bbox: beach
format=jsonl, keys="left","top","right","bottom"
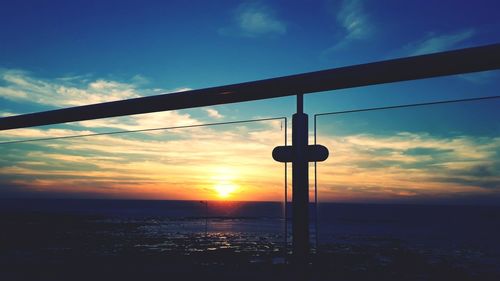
{"left": 1, "top": 199, "right": 499, "bottom": 280}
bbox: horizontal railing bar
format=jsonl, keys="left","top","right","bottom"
{"left": 1, "top": 43, "right": 499, "bottom": 131}
{"left": 0, "top": 116, "right": 286, "bottom": 145}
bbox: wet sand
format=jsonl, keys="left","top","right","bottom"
{"left": 1, "top": 212, "right": 499, "bottom": 281}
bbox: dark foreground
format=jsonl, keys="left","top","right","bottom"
{"left": 1, "top": 211, "right": 499, "bottom": 281}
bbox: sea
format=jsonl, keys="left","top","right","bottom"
{"left": 1, "top": 199, "right": 499, "bottom": 280}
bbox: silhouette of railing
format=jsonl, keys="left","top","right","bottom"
{"left": 1, "top": 43, "right": 499, "bottom": 265}
{"left": 1, "top": 44, "right": 499, "bottom": 130}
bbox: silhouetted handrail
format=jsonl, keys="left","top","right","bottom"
{"left": 1, "top": 43, "right": 499, "bottom": 130}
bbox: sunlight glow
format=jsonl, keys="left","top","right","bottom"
{"left": 214, "top": 183, "right": 237, "bottom": 199}
{"left": 211, "top": 167, "right": 239, "bottom": 199}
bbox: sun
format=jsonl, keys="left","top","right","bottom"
{"left": 214, "top": 183, "right": 237, "bottom": 199}
{"left": 210, "top": 167, "right": 240, "bottom": 199}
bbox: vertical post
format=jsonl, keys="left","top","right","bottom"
{"left": 205, "top": 201, "right": 208, "bottom": 237}
{"left": 292, "top": 94, "right": 309, "bottom": 264}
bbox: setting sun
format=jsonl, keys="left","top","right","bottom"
{"left": 214, "top": 183, "right": 237, "bottom": 199}
{"left": 210, "top": 167, "right": 240, "bottom": 199}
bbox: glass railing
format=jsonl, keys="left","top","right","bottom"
{"left": 0, "top": 117, "right": 288, "bottom": 267}
{"left": 313, "top": 96, "right": 500, "bottom": 278}
{"left": 1, "top": 70, "right": 499, "bottom": 280}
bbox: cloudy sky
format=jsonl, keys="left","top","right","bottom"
{"left": 0, "top": 0, "right": 499, "bottom": 203}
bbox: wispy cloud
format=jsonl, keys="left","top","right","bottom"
{"left": 405, "top": 29, "right": 475, "bottom": 56}
{"left": 318, "top": 132, "right": 500, "bottom": 202}
{"left": 2, "top": 121, "right": 498, "bottom": 202}
{"left": 336, "top": 0, "right": 371, "bottom": 40}
{"left": 0, "top": 69, "right": 141, "bottom": 107}
{"left": 77, "top": 111, "right": 198, "bottom": 132}
{"left": 219, "top": 3, "right": 286, "bottom": 37}
{"left": 322, "top": 0, "right": 373, "bottom": 54}
{"left": 395, "top": 28, "right": 493, "bottom": 84}
{"left": 0, "top": 128, "right": 95, "bottom": 139}
{"left": 0, "top": 120, "right": 285, "bottom": 200}
{"left": 457, "top": 71, "right": 498, "bottom": 84}
{"left": 0, "top": 69, "right": 201, "bottom": 131}
{"left": 205, "top": 108, "right": 223, "bottom": 119}
{"left": 0, "top": 68, "right": 285, "bottom": 200}
{"left": 0, "top": 111, "right": 16, "bottom": 117}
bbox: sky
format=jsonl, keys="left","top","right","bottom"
{"left": 0, "top": 0, "right": 499, "bottom": 204}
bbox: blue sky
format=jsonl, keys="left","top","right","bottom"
{"left": 0, "top": 0, "right": 499, "bottom": 203}
{"left": 1, "top": 0, "right": 500, "bottom": 115}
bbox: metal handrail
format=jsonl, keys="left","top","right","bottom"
{"left": 1, "top": 43, "right": 499, "bottom": 130}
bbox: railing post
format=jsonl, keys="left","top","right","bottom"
{"left": 292, "top": 94, "right": 309, "bottom": 264}
{"left": 272, "top": 94, "right": 329, "bottom": 270}
{"left": 273, "top": 94, "right": 329, "bottom": 272}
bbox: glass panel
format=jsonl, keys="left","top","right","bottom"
{"left": 0, "top": 119, "right": 288, "bottom": 274}
{"left": 315, "top": 98, "right": 500, "bottom": 278}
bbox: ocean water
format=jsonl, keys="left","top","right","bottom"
{"left": 1, "top": 199, "right": 499, "bottom": 280}
{"left": 0, "top": 199, "right": 285, "bottom": 235}
{"left": 317, "top": 203, "right": 500, "bottom": 252}
{"left": 2, "top": 199, "right": 500, "bottom": 248}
